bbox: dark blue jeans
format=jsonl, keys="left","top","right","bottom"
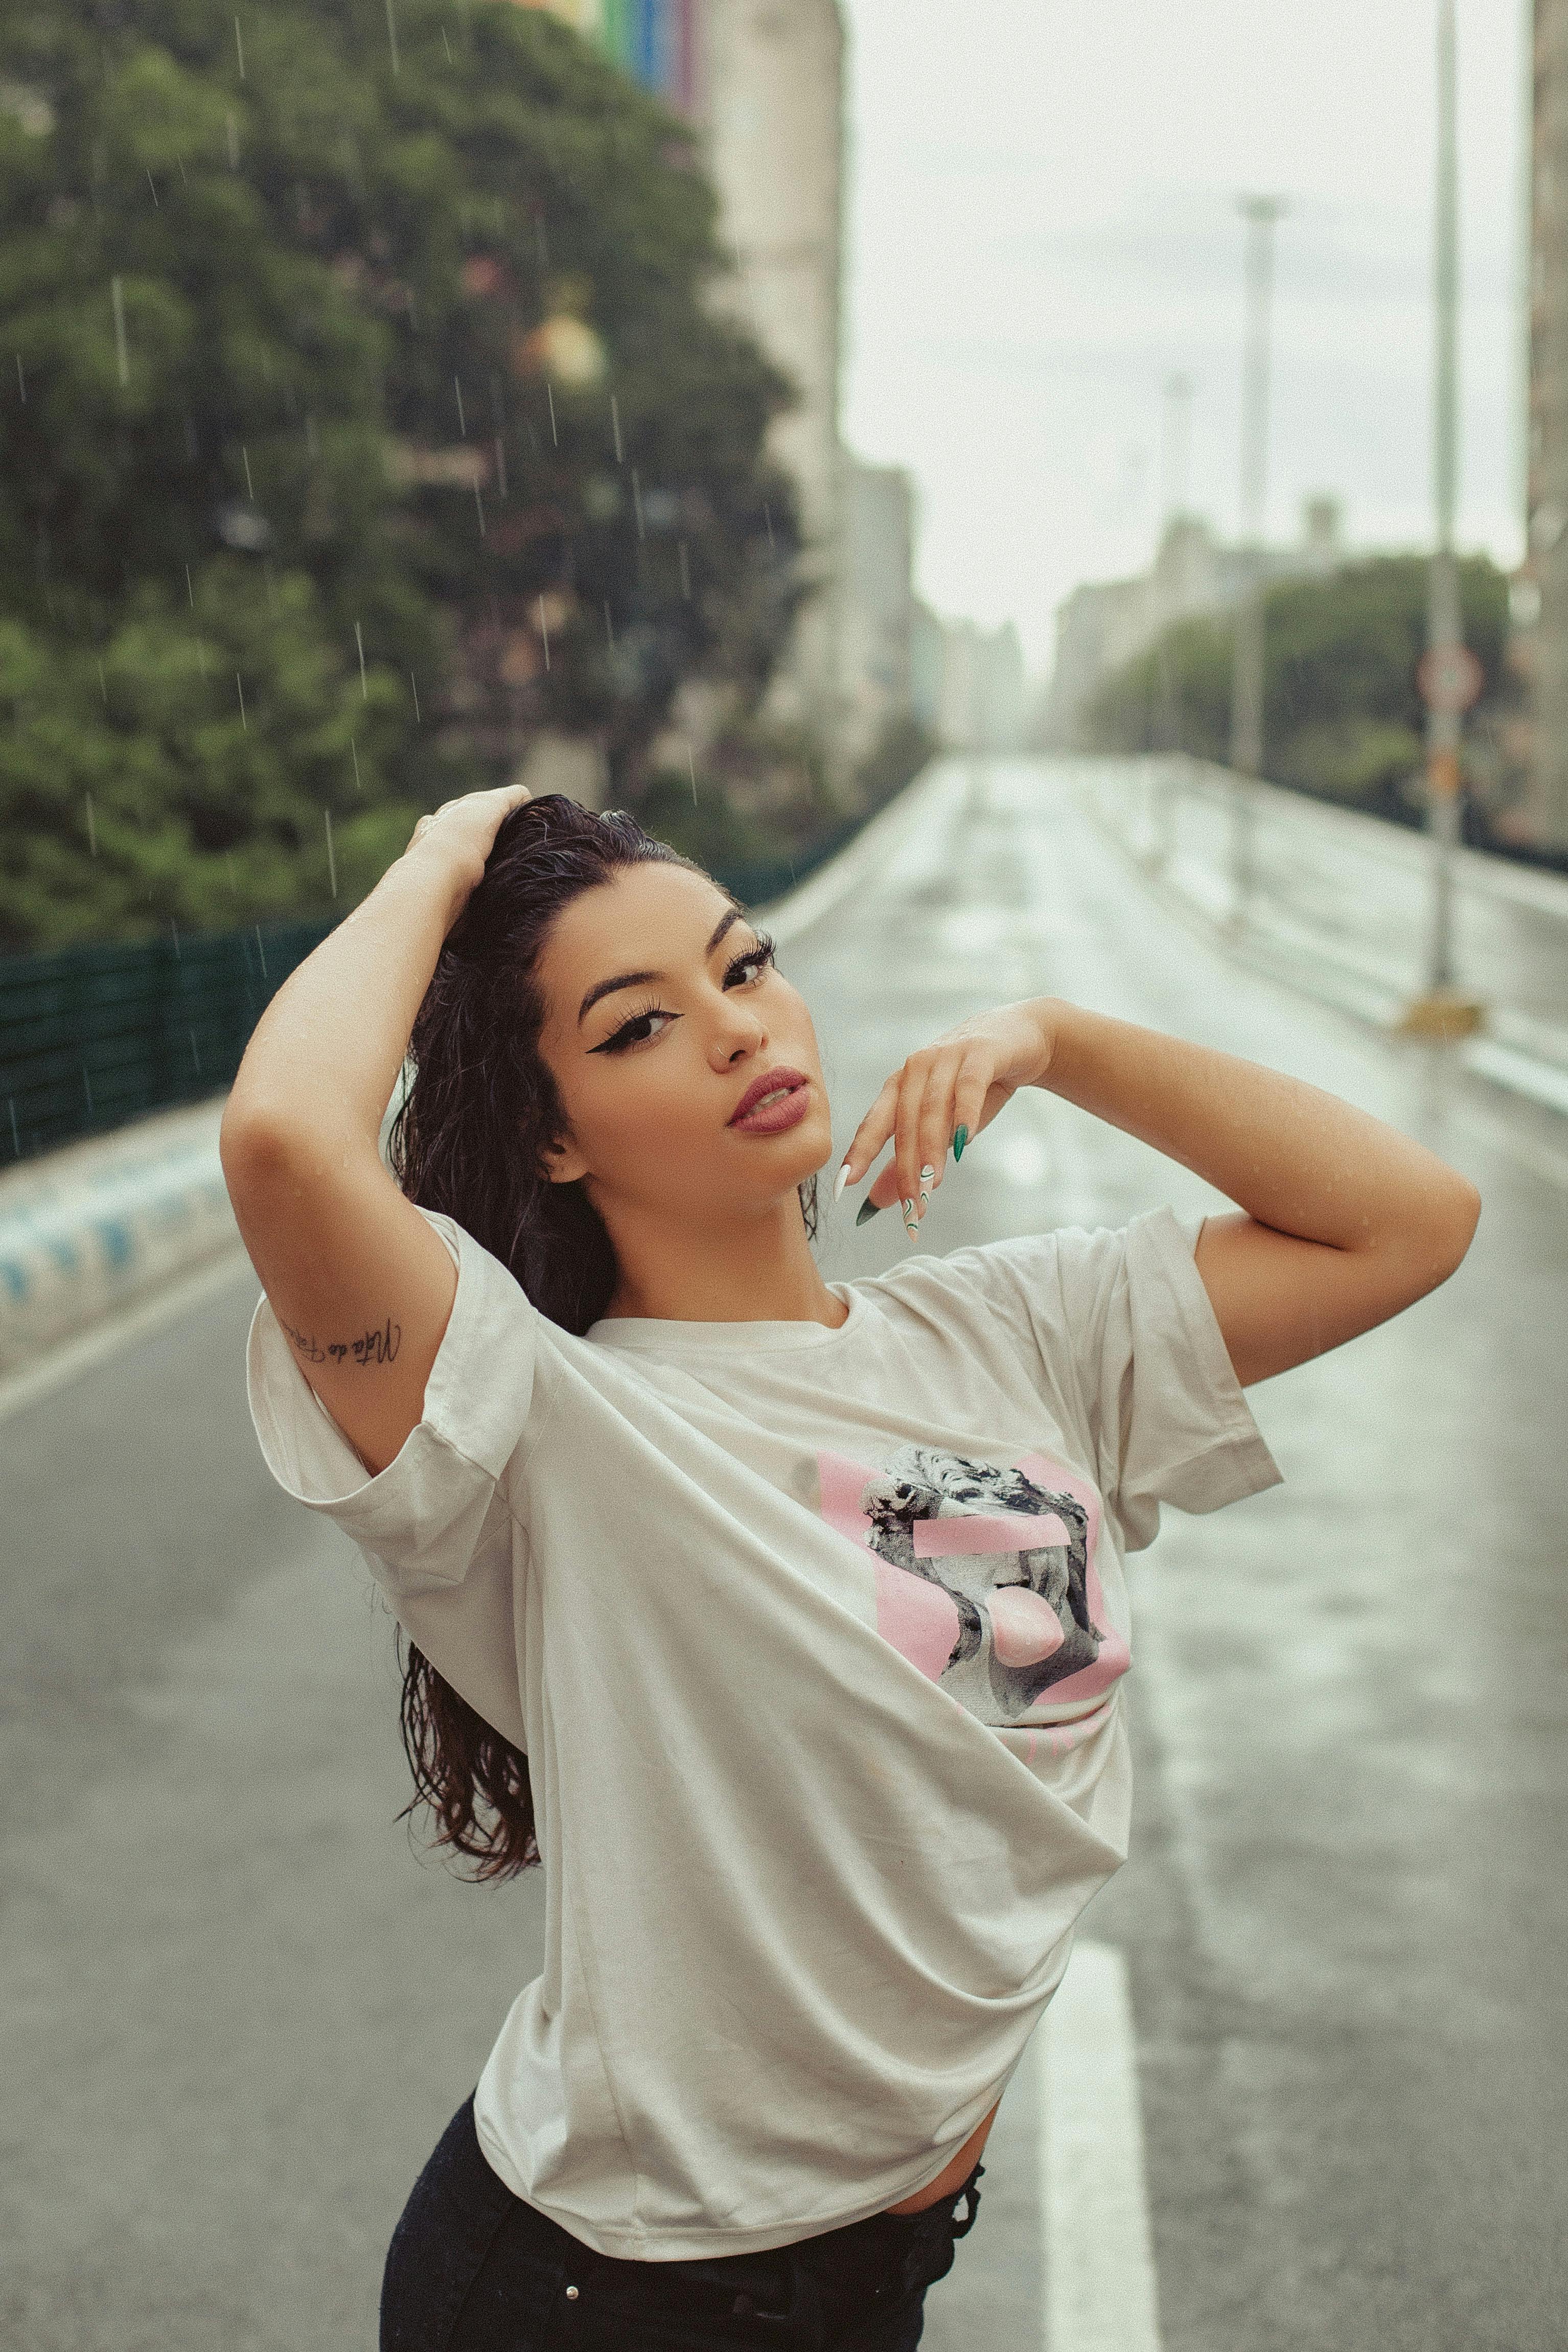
{"left": 381, "top": 2092, "right": 983, "bottom": 2351}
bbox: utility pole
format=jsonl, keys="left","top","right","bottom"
{"left": 1402, "top": 0, "right": 1486, "bottom": 1035}
{"left": 1229, "top": 195, "right": 1286, "bottom": 920}
{"left": 1152, "top": 374, "right": 1194, "bottom": 860}
{"left": 1159, "top": 371, "right": 1194, "bottom": 526}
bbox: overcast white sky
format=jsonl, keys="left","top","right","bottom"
{"left": 839, "top": 0, "right": 1530, "bottom": 678}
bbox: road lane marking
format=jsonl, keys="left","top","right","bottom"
{"left": 0, "top": 1244, "right": 255, "bottom": 1428}
{"left": 1040, "top": 1939, "right": 1163, "bottom": 2352}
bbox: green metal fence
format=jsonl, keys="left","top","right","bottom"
{"left": 0, "top": 917, "right": 338, "bottom": 1166}
{"left": 0, "top": 810, "right": 874, "bottom": 1169}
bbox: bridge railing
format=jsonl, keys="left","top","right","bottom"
{"left": 0, "top": 918, "right": 339, "bottom": 1168}
{"left": 1083, "top": 754, "right": 1568, "bottom": 1118}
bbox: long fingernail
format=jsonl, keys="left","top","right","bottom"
{"left": 856, "top": 1195, "right": 884, "bottom": 1226}
{"left": 953, "top": 1124, "right": 969, "bottom": 1162}
{"left": 902, "top": 1198, "right": 918, "bottom": 1236}
{"left": 833, "top": 1161, "right": 850, "bottom": 1203}
{"left": 918, "top": 1164, "right": 934, "bottom": 1212}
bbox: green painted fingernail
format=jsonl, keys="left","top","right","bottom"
{"left": 856, "top": 1195, "right": 884, "bottom": 1226}
{"left": 953, "top": 1124, "right": 969, "bottom": 1161}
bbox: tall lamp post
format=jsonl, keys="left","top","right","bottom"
{"left": 1402, "top": 0, "right": 1487, "bottom": 1036}
{"left": 1152, "top": 372, "right": 1194, "bottom": 868}
{"left": 1229, "top": 194, "right": 1287, "bottom": 922}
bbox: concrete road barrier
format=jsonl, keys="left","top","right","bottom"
{"left": 0, "top": 1098, "right": 236, "bottom": 1376}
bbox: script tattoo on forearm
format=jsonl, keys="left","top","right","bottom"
{"left": 279, "top": 1313, "right": 402, "bottom": 1369}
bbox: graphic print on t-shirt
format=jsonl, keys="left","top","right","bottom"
{"left": 816, "top": 1443, "right": 1130, "bottom": 1724}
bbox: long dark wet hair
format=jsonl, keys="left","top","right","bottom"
{"left": 385, "top": 792, "right": 819, "bottom": 1879}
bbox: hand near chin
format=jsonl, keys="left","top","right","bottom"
{"left": 836, "top": 999, "right": 1058, "bottom": 1237}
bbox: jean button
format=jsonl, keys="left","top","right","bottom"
{"left": 564, "top": 2285, "right": 580, "bottom": 2301}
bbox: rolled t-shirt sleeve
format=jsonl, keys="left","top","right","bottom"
{"left": 244, "top": 1205, "right": 538, "bottom": 1594}
{"left": 946, "top": 1204, "right": 1282, "bottom": 1551}
{"left": 1048, "top": 1204, "right": 1282, "bottom": 1547}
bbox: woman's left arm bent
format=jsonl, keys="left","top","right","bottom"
{"left": 838, "top": 995, "right": 1481, "bottom": 1388}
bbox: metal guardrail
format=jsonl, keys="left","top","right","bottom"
{"left": 0, "top": 812, "right": 877, "bottom": 1170}
{"left": 0, "top": 777, "right": 937, "bottom": 1382}
{"left": 0, "top": 917, "right": 338, "bottom": 1166}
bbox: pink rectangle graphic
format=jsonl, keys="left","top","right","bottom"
{"left": 912, "top": 1510, "right": 1073, "bottom": 1558}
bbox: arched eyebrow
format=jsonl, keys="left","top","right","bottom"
{"left": 577, "top": 904, "right": 745, "bottom": 1027}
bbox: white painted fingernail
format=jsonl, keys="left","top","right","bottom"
{"left": 902, "top": 1198, "right": 918, "bottom": 1235}
{"left": 833, "top": 1161, "right": 849, "bottom": 1203}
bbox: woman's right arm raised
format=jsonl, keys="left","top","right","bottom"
{"left": 220, "top": 785, "right": 531, "bottom": 1480}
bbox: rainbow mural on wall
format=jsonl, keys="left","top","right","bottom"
{"left": 517, "top": 0, "right": 704, "bottom": 117}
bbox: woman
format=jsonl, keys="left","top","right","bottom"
{"left": 223, "top": 783, "right": 1479, "bottom": 2350}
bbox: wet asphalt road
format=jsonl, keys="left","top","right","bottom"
{"left": 4, "top": 757, "right": 1565, "bottom": 2351}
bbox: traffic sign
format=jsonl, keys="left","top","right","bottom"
{"left": 1417, "top": 642, "right": 1484, "bottom": 714}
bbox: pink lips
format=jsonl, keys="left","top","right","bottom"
{"left": 728, "top": 1067, "right": 811, "bottom": 1133}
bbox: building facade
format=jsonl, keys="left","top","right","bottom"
{"left": 519, "top": 0, "right": 846, "bottom": 756}
{"left": 841, "top": 459, "right": 916, "bottom": 761}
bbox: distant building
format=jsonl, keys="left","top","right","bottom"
{"left": 909, "top": 601, "right": 946, "bottom": 736}
{"left": 1509, "top": 0, "right": 1568, "bottom": 850}
{"left": 933, "top": 619, "right": 1026, "bottom": 752}
{"left": 1040, "top": 497, "right": 1344, "bottom": 747}
{"left": 841, "top": 459, "right": 916, "bottom": 762}
{"left": 518, "top": 0, "right": 846, "bottom": 754}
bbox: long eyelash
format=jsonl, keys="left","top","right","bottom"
{"left": 592, "top": 933, "right": 776, "bottom": 1055}
{"left": 593, "top": 996, "right": 666, "bottom": 1054}
{"left": 725, "top": 930, "right": 775, "bottom": 983}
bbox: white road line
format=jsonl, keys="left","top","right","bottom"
{"left": 1040, "top": 1939, "right": 1163, "bottom": 2352}
{"left": 0, "top": 1244, "right": 256, "bottom": 1429}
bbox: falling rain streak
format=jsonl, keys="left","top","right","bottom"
{"left": 111, "top": 276, "right": 128, "bottom": 385}
{"left": 324, "top": 810, "right": 338, "bottom": 898}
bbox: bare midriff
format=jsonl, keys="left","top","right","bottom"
{"left": 881, "top": 2097, "right": 1000, "bottom": 2216}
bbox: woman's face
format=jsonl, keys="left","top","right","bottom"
{"left": 534, "top": 860, "right": 834, "bottom": 1220}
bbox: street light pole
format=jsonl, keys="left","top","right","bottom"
{"left": 1402, "top": 0, "right": 1486, "bottom": 1036}
{"left": 1229, "top": 194, "right": 1287, "bottom": 921}
{"left": 1152, "top": 372, "right": 1194, "bottom": 866}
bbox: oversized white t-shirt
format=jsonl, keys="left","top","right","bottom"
{"left": 245, "top": 1202, "right": 1280, "bottom": 2260}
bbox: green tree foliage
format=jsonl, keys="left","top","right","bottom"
{"left": 0, "top": 0, "right": 801, "bottom": 950}
{"left": 1080, "top": 554, "right": 1510, "bottom": 824}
